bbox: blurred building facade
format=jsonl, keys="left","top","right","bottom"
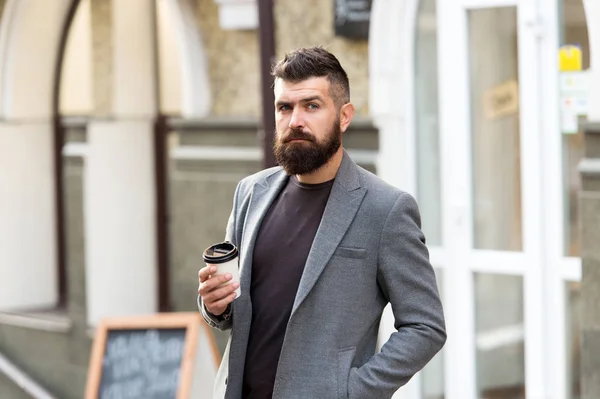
{"left": 0, "top": 0, "right": 597, "bottom": 398}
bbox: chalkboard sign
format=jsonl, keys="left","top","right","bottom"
{"left": 334, "top": 0, "right": 373, "bottom": 40}
{"left": 85, "top": 313, "right": 220, "bottom": 399}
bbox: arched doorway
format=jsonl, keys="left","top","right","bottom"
{"left": 0, "top": 0, "right": 80, "bottom": 311}
{"left": 0, "top": 0, "right": 212, "bottom": 321}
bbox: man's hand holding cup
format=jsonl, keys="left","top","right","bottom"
{"left": 198, "top": 266, "right": 239, "bottom": 316}
{"left": 198, "top": 241, "right": 241, "bottom": 317}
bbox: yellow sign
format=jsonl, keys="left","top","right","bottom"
{"left": 559, "top": 45, "right": 582, "bottom": 71}
{"left": 484, "top": 80, "right": 519, "bottom": 120}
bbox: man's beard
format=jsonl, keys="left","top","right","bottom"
{"left": 273, "top": 118, "right": 342, "bottom": 176}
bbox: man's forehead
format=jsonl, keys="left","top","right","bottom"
{"left": 274, "top": 77, "right": 331, "bottom": 101}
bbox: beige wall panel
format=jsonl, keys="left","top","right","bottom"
{"left": 196, "top": 0, "right": 260, "bottom": 117}
{"left": 0, "top": 1, "right": 5, "bottom": 25}
{"left": 91, "top": 0, "right": 112, "bottom": 116}
{"left": 274, "top": 0, "right": 370, "bottom": 116}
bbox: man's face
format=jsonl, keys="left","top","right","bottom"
{"left": 273, "top": 77, "right": 342, "bottom": 175}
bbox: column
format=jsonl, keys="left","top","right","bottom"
{"left": 0, "top": 123, "right": 58, "bottom": 310}
{"left": 85, "top": 0, "right": 159, "bottom": 325}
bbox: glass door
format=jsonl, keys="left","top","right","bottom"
{"left": 436, "top": 0, "right": 547, "bottom": 398}
{"left": 401, "top": 0, "right": 587, "bottom": 397}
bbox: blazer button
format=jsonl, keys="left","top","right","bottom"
{"left": 225, "top": 377, "right": 228, "bottom": 385}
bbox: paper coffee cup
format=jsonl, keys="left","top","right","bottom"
{"left": 202, "top": 241, "right": 241, "bottom": 299}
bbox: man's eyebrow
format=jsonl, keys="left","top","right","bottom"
{"left": 275, "top": 96, "right": 325, "bottom": 107}
{"left": 275, "top": 100, "right": 292, "bottom": 107}
{"left": 299, "top": 95, "right": 324, "bottom": 103}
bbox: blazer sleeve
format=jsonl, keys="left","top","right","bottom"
{"left": 348, "top": 192, "right": 447, "bottom": 398}
{"left": 198, "top": 181, "right": 241, "bottom": 331}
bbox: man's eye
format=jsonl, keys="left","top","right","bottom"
{"left": 279, "top": 105, "right": 291, "bottom": 111}
{"left": 307, "top": 103, "right": 319, "bottom": 110}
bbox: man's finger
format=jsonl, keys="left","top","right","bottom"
{"left": 205, "top": 292, "right": 237, "bottom": 316}
{"left": 198, "top": 273, "right": 233, "bottom": 297}
{"left": 200, "top": 273, "right": 233, "bottom": 293}
{"left": 198, "top": 266, "right": 217, "bottom": 283}
{"left": 202, "top": 281, "right": 239, "bottom": 304}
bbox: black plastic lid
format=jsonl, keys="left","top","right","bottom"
{"left": 202, "top": 241, "right": 238, "bottom": 264}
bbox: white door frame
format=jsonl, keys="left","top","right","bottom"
{"left": 437, "top": 1, "right": 550, "bottom": 397}
{"left": 370, "top": 0, "right": 583, "bottom": 398}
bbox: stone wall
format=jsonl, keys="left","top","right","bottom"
{"left": 0, "top": 0, "right": 5, "bottom": 27}
{"left": 195, "top": 0, "right": 261, "bottom": 117}
{"left": 274, "top": 0, "right": 370, "bottom": 116}
{"left": 192, "top": 0, "right": 370, "bottom": 118}
{"left": 580, "top": 122, "right": 600, "bottom": 398}
{"left": 91, "top": 0, "right": 113, "bottom": 116}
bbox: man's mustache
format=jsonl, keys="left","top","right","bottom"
{"left": 282, "top": 128, "right": 314, "bottom": 143}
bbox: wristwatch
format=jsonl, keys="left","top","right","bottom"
{"left": 220, "top": 304, "right": 232, "bottom": 321}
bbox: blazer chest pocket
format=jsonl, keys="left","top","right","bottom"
{"left": 333, "top": 246, "right": 367, "bottom": 259}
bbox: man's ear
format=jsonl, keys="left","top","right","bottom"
{"left": 339, "top": 102, "right": 355, "bottom": 133}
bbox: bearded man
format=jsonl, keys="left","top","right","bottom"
{"left": 197, "top": 46, "right": 446, "bottom": 399}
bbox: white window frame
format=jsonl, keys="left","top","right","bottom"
{"left": 370, "top": 0, "right": 583, "bottom": 398}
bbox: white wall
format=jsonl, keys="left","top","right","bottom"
{"left": 0, "top": 0, "right": 73, "bottom": 119}
{"left": 0, "top": 123, "right": 58, "bottom": 310}
{"left": 0, "top": 0, "right": 74, "bottom": 311}
{"left": 85, "top": 120, "right": 158, "bottom": 325}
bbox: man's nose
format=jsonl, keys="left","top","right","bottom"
{"left": 289, "top": 109, "right": 305, "bottom": 129}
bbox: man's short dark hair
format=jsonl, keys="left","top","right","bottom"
{"left": 271, "top": 46, "right": 350, "bottom": 107}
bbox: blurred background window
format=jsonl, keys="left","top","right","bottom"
{"left": 560, "top": 0, "right": 589, "bottom": 258}
{"left": 414, "top": 0, "right": 445, "bottom": 398}
{"left": 560, "top": 0, "right": 588, "bottom": 397}
{"left": 469, "top": 7, "right": 522, "bottom": 252}
{"left": 415, "top": 0, "right": 442, "bottom": 248}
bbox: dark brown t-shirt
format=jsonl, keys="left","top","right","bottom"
{"left": 242, "top": 175, "right": 334, "bottom": 399}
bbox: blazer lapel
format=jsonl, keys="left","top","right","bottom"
{"left": 290, "top": 151, "right": 367, "bottom": 317}
{"left": 239, "top": 170, "right": 289, "bottom": 291}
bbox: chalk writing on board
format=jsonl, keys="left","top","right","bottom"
{"left": 99, "top": 329, "right": 186, "bottom": 399}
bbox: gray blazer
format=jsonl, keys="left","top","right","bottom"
{"left": 200, "top": 150, "right": 446, "bottom": 399}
